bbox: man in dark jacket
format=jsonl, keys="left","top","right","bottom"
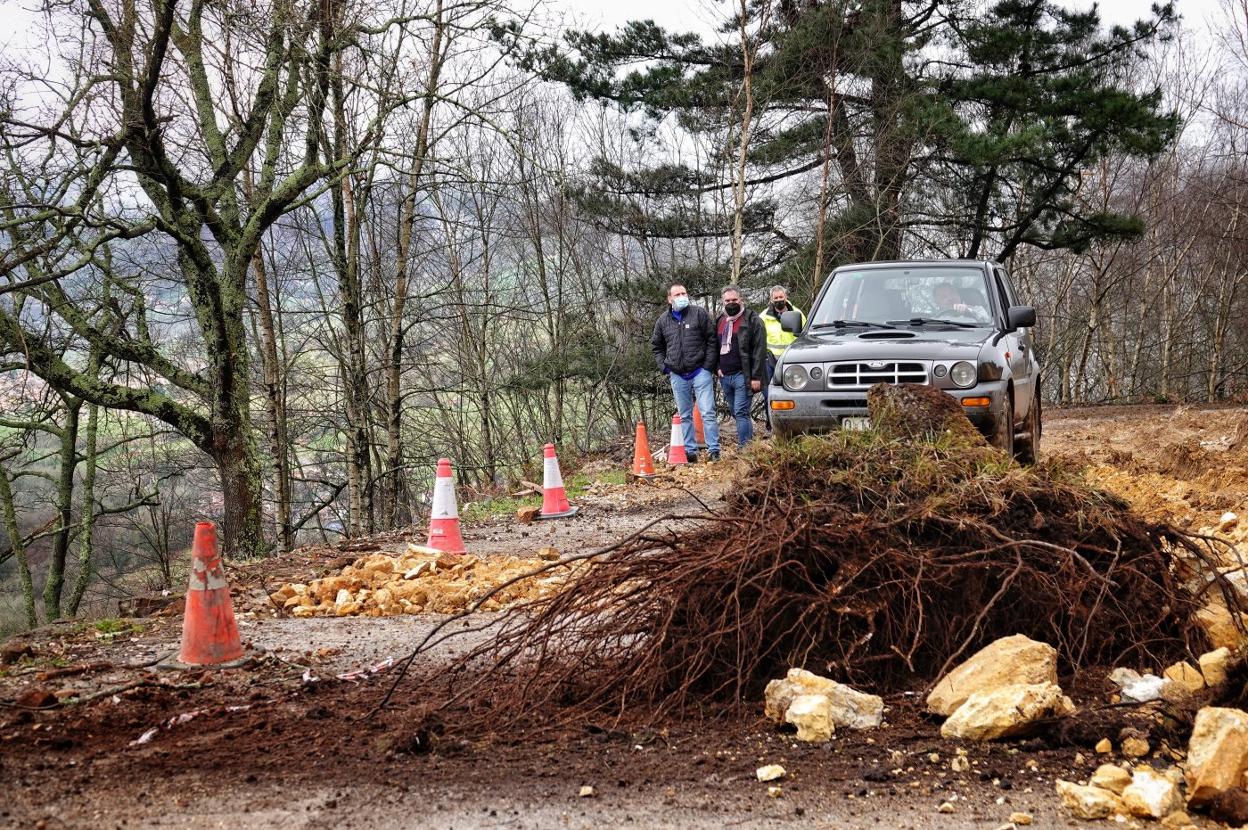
{"left": 715, "top": 285, "right": 767, "bottom": 446}
{"left": 650, "top": 283, "right": 721, "bottom": 462}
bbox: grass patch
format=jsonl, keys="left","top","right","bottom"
{"left": 91, "top": 618, "right": 146, "bottom": 640}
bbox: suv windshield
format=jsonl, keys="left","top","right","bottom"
{"left": 811, "top": 266, "right": 994, "bottom": 328}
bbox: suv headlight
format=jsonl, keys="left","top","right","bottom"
{"left": 782, "top": 364, "right": 810, "bottom": 391}
{"left": 950, "top": 361, "right": 977, "bottom": 388}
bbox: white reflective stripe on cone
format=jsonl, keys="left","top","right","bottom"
{"left": 543, "top": 455, "right": 565, "bottom": 489}
{"left": 430, "top": 476, "right": 459, "bottom": 519}
{"left": 670, "top": 420, "right": 684, "bottom": 447}
{"left": 188, "top": 558, "right": 229, "bottom": 592}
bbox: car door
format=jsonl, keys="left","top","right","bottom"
{"left": 993, "top": 266, "right": 1033, "bottom": 421}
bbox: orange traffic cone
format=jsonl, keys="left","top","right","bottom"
{"left": 692, "top": 406, "right": 707, "bottom": 449}
{"left": 179, "top": 521, "right": 244, "bottom": 666}
{"left": 537, "top": 443, "right": 578, "bottom": 519}
{"left": 426, "top": 458, "right": 466, "bottom": 553}
{"left": 631, "top": 421, "right": 656, "bottom": 479}
{"left": 668, "top": 414, "right": 689, "bottom": 465}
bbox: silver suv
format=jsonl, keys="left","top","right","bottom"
{"left": 769, "top": 260, "right": 1041, "bottom": 462}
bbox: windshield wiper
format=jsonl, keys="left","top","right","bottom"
{"left": 812, "top": 320, "right": 897, "bottom": 330}
{"left": 887, "top": 317, "right": 979, "bottom": 329}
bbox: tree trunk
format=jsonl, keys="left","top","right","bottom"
{"left": 43, "top": 398, "right": 82, "bottom": 620}
{"left": 867, "top": 0, "right": 909, "bottom": 261}
{"left": 216, "top": 428, "right": 266, "bottom": 560}
{"left": 0, "top": 462, "right": 37, "bottom": 629}
{"left": 384, "top": 0, "right": 447, "bottom": 529}
{"left": 66, "top": 402, "right": 99, "bottom": 616}
{"left": 209, "top": 255, "right": 267, "bottom": 559}
{"left": 251, "top": 246, "right": 292, "bottom": 551}
{"left": 730, "top": 0, "right": 764, "bottom": 283}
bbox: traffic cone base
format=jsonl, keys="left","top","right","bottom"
{"left": 535, "top": 506, "right": 579, "bottom": 520}
{"left": 668, "top": 414, "right": 689, "bottom": 465}
{"left": 631, "top": 421, "right": 656, "bottom": 479}
{"left": 179, "top": 522, "right": 245, "bottom": 666}
{"left": 426, "top": 458, "right": 466, "bottom": 553}
{"left": 538, "top": 443, "right": 579, "bottom": 520}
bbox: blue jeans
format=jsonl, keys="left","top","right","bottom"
{"left": 719, "top": 372, "right": 754, "bottom": 445}
{"left": 670, "top": 369, "right": 720, "bottom": 456}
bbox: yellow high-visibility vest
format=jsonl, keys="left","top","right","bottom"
{"left": 761, "top": 306, "right": 806, "bottom": 358}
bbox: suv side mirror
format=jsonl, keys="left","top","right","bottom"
{"left": 1006, "top": 305, "right": 1036, "bottom": 330}
{"left": 780, "top": 310, "right": 803, "bottom": 334}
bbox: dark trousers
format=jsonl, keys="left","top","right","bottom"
{"left": 762, "top": 354, "right": 778, "bottom": 429}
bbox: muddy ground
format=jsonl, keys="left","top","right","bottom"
{"left": 3, "top": 404, "right": 1247, "bottom": 829}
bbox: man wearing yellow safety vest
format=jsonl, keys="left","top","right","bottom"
{"left": 760, "top": 285, "right": 806, "bottom": 429}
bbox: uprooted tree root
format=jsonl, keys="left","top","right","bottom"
{"left": 393, "top": 385, "right": 1243, "bottom": 735}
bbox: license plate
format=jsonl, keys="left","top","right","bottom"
{"left": 842, "top": 416, "right": 871, "bottom": 431}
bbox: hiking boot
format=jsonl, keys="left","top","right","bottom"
{"left": 686, "top": 452, "right": 699, "bottom": 464}
{"left": 708, "top": 450, "right": 721, "bottom": 462}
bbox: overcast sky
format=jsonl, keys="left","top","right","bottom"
{"left": 0, "top": 0, "right": 1228, "bottom": 80}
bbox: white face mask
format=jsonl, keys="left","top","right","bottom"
{"left": 673, "top": 296, "right": 690, "bottom": 311}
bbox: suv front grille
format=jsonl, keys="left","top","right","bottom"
{"left": 828, "top": 361, "right": 928, "bottom": 388}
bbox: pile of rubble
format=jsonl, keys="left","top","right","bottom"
{"left": 270, "top": 546, "right": 581, "bottom": 617}
{"left": 1054, "top": 700, "right": 1248, "bottom": 827}
{"left": 759, "top": 633, "right": 1248, "bottom": 827}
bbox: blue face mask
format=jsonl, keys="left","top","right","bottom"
{"left": 673, "top": 296, "right": 690, "bottom": 311}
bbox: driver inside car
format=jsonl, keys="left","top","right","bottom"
{"left": 932, "top": 282, "right": 988, "bottom": 320}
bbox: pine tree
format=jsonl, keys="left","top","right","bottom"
{"left": 497, "top": 0, "right": 1178, "bottom": 292}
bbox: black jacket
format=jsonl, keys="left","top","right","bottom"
{"left": 651, "top": 305, "right": 718, "bottom": 376}
{"left": 716, "top": 308, "right": 768, "bottom": 383}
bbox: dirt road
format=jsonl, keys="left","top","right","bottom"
{"left": 2, "top": 404, "right": 1246, "bottom": 829}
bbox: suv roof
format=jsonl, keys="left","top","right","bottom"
{"left": 830, "top": 259, "right": 1001, "bottom": 272}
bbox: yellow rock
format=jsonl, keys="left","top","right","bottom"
{"left": 1090, "top": 764, "right": 1132, "bottom": 795}
{"left": 403, "top": 562, "right": 432, "bottom": 580}
{"left": 926, "top": 635, "right": 1058, "bottom": 716}
{"left": 270, "top": 584, "right": 296, "bottom": 603}
{"left": 1160, "top": 811, "right": 1192, "bottom": 829}
{"left": 756, "top": 764, "right": 786, "bottom": 782}
{"left": 763, "top": 668, "right": 883, "bottom": 730}
{"left": 785, "top": 693, "right": 835, "bottom": 742}
{"left": 1185, "top": 706, "right": 1248, "bottom": 807}
{"left": 1121, "top": 768, "right": 1181, "bottom": 818}
{"left": 939, "top": 682, "right": 1074, "bottom": 741}
{"left": 1121, "top": 737, "right": 1150, "bottom": 758}
{"left": 1163, "top": 661, "right": 1205, "bottom": 694}
{"left": 1009, "top": 812, "right": 1032, "bottom": 825}
{"left": 1197, "top": 597, "right": 1248, "bottom": 650}
{"left": 1198, "top": 647, "right": 1231, "bottom": 688}
{"left": 1096, "top": 738, "right": 1113, "bottom": 754}
{"left": 1056, "top": 780, "right": 1123, "bottom": 819}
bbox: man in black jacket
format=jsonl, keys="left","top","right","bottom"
{"left": 715, "top": 285, "right": 767, "bottom": 445}
{"left": 650, "top": 283, "right": 721, "bottom": 462}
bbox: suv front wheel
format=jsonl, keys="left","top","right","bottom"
{"left": 991, "top": 392, "right": 1015, "bottom": 458}
{"left": 1014, "top": 391, "right": 1041, "bottom": 465}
